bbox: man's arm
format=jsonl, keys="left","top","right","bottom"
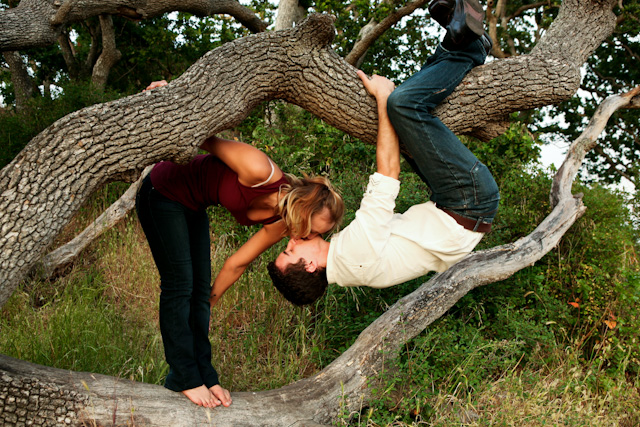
{"left": 357, "top": 70, "right": 400, "bottom": 180}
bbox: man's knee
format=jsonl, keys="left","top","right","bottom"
{"left": 387, "top": 87, "right": 415, "bottom": 125}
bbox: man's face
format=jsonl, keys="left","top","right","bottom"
{"left": 274, "top": 236, "right": 324, "bottom": 272}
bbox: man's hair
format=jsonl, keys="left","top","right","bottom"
{"left": 267, "top": 259, "right": 328, "bottom": 306}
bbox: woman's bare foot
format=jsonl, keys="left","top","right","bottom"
{"left": 182, "top": 385, "right": 215, "bottom": 407}
{"left": 209, "top": 385, "right": 232, "bottom": 407}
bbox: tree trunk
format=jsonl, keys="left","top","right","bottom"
{"left": 274, "top": 0, "right": 307, "bottom": 31}
{"left": 91, "top": 15, "right": 122, "bottom": 90}
{"left": 2, "top": 51, "right": 35, "bottom": 111}
{"left": 0, "top": 0, "right": 622, "bottom": 424}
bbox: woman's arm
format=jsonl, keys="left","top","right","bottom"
{"left": 200, "top": 136, "right": 280, "bottom": 187}
{"left": 209, "top": 221, "right": 286, "bottom": 307}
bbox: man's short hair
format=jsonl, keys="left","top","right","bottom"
{"left": 267, "top": 259, "right": 328, "bottom": 306}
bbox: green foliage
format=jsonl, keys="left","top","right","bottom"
{"left": 313, "top": 0, "right": 438, "bottom": 80}
{"left": 104, "top": 14, "right": 247, "bottom": 92}
{"left": 237, "top": 101, "right": 377, "bottom": 176}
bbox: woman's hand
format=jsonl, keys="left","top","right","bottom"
{"left": 209, "top": 222, "right": 287, "bottom": 309}
{"left": 143, "top": 80, "right": 168, "bottom": 91}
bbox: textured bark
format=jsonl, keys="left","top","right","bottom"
{"left": 0, "top": 0, "right": 623, "bottom": 425}
{"left": 0, "top": 0, "right": 268, "bottom": 52}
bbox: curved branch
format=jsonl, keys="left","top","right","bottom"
{"left": 91, "top": 14, "right": 122, "bottom": 89}
{"left": 344, "top": 0, "right": 430, "bottom": 66}
{"left": 551, "top": 85, "right": 640, "bottom": 206}
{"left": 0, "top": 0, "right": 268, "bottom": 52}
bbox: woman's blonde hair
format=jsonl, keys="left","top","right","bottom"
{"left": 277, "top": 174, "right": 344, "bottom": 238}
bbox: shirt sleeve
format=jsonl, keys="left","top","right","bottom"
{"left": 326, "top": 173, "right": 400, "bottom": 286}
{"left": 353, "top": 173, "right": 400, "bottom": 252}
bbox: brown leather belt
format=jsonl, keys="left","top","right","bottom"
{"left": 441, "top": 208, "right": 492, "bottom": 233}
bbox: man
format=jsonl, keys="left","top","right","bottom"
{"left": 268, "top": 0, "right": 500, "bottom": 305}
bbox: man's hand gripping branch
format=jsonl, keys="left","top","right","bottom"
{"left": 357, "top": 70, "right": 401, "bottom": 180}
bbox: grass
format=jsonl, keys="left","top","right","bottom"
{"left": 1, "top": 150, "right": 639, "bottom": 425}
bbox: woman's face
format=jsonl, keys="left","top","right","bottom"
{"left": 303, "top": 206, "right": 335, "bottom": 240}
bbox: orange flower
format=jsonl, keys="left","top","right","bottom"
{"left": 604, "top": 320, "right": 617, "bottom": 329}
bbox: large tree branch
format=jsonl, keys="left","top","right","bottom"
{"left": 0, "top": 0, "right": 268, "bottom": 52}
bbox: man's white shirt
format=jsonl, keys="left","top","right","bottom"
{"left": 326, "top": 173, "right": 484, "bottom": 288}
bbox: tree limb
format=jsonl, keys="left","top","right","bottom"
{"left": 1, "top": 51, "right": 35, "bottom": 111}
{"left": 0, "top": 0, "right": 268, "bottom": 52}
{"left": 91, "top": 14, "right": 122, "bottom": 89}
{"left": 551, "top": 85, "right": 640, "bottom": 206}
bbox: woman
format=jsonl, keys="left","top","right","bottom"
{"left": 135, "top": 87, "right": 344, "bottom": 408}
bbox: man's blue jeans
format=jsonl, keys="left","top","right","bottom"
{"left": 387, "top": 39, "right": 500, "bottom": 225}
{"left": 136, "top": 175, "right": 219, "bottom": 392}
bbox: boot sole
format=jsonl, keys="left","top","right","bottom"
{"left": 463, "top": 0, "right": 485, "bottom": 37}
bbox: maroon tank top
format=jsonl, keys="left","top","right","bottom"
{"left": 150, "top": 155, "right": 289, "bottom": 226}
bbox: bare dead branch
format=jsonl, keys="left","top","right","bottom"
{"left": 551, "top": 85, "right": 640, "bottom": 205}
{"left": 344, "top": 0, "right": 430, "bottom": 66}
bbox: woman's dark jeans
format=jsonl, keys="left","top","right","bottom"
{"left": 387, "top": 39, "right": 500, "bottom": 224}
{"left": 136, "top": 175, "right": 219, "bottom": 391}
